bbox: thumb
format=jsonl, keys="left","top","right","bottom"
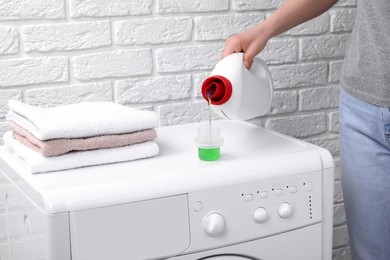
{"left": 243, "top": 50, "right": 256, "bottom": 70}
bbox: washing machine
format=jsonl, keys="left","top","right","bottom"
{"left": 0, "top": 120, "right": 334, "bottom": 260}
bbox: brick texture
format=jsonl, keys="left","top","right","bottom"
{"left": 0, "top": 57, "right": 68, "bottom": 87}
{"left": 23, "top": 21, "right": 111, "bottom": 52}
{"left": 194, "top": 13, "right": 263, "bottom": 41}
{"left": 259, "top": 38, "right": 297, "bottom": 64}
{"left": 158, "top": 101, "right": 212, "bottom": 126}
{"left": 269, "top": 90, "right": 298, "bottom": 115}
{"left": 306, "top": 135, "right": 340, "bottom": 156}
{"left": 266, "top": 112, "right": 327, "bottom": 138}
{"left": 156, "top": 44, "right": 224, "bottom": 73}
{"left": 329, "top": 111, "right": 339, "bottom": 133}
{"left": 329, "top": 60, "right": 344, "bottom": 83}
{"left": 115, "top": 17, "right": 192, "bottom": 45}
{"left": 25, "top": 82, "right": 113, "bottom": 106}
{"left": 0, "top": 0, "right": 65, "bottom": 20}
{"left": 0, "top": 90, "right": 22, "bottom": 117}
{"left": 330, "top": 9, "right": 356, "bottom": 32}
{"left": 114, "top": 75, "right": 192, "bottom": 104}
{"left": 193, "top": 72, "right": 210, "bottom": 98}
{"left": 300, "top": 35, "right": 350, "bottom": 60}
{"left": 333, "top": 203, "right": 347, "bottom": 226}
{"left": 299, "top": 85, "right": 340, "bottom": 111}
{"left": 232, "top": 0, "right": 283, "bottom": 10}
{"left": 72, "top": 50, "right": 152, "bottom": 80}
{"left": 69, "top": 0, "right": 152, "bottom": 17}
{"left": 270, "top": 62, "right": 328, "bottom": 89}
{"left": 157, "top": 0, "right": 229, "bottom": 13}
{"left": 285, "top": 13, "right": 329, "bottom": 36}
{"left": 0, "top": 27, "right": 19, "bottom": 55}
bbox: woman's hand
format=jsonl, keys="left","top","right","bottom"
{"left": 222, "top": 24, "right": 271, "bottom": 69}
{"left": 221, "top": 0, "right": 337, "bottom": 69}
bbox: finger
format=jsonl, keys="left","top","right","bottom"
{"left": 243, "top": 46, "right": 258, "bottom": 69}
{"left": 243, "top": 58, "right": 254, "bottom": 70}
{"left": 222, "top": 46, "right": 238, "bottom": 59}
{"left": 222, "top": 39, "right": 242, "bottom": 59}
{"left": 243, "top": 54, "right": 254, "bottom": 70}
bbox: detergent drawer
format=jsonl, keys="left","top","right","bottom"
{"left": 70, "top": 194, "right": 190, "bottom": 260}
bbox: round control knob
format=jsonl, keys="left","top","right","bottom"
{"left": 253, "top": 207, "right": 268, "bottom": 223}
{"left": 278, "top": 202, "right": 293, "bottom": 219}
{"left": 203, "top": 212, "right": 225, "bottom": 237}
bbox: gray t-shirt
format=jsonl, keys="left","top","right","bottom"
{"left": 341, "top": 0, "right": 390, "bottom": 107}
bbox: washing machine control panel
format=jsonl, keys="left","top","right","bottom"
{"left": 186, "top": 171, "right": 322, "bottom": 253}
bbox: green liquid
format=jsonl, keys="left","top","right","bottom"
{"left": 198, "top": 147, "right": 220, "bottom": 161}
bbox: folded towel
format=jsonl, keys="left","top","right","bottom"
{"left": 9, "top": 121, "right": 157, "bottom": 157}
{"left": 7, "top": 100, "right": 159, "bottom": 140}
{"left": 3, "top": 131, "right": 159, "bottom": 173}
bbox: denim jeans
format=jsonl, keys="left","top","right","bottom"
{"left": 339, "top": 89, "right": 390, "bottom": 260}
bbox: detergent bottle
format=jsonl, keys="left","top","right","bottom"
{"left": 201, "top": 52, "right": 273, "bottom": 121}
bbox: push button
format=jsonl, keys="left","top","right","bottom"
{"left": 274, "top": 188, "right": 283, "bottom": 196}
{"left": 305, "top": 182, "right": 313, "bottom": 192}
{"left": 260, "top": 191, "right": 269, "bottom": 199}
{"left": 253, "top": 207, "right": 268, "bottom": 224}
{"left": 289, "top": 186, "right": 298, "bottom": 193}
{"left": 193, "top": 201, "right": 203, "bottom": 212}
{"left": 279, "top": 202, "right": 293, "bottom": 219}
{"left": 244, "top": 194, "right": 254, "bottom": 201}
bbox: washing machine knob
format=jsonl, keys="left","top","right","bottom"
{"left": 253, "top": 207, "right": 268, "bottom": 223}
{"left": 278, "top": 202, "right": 293, "bottom": 219}
{"left": 203, "top": 212, "right": 225, "bottom": 237}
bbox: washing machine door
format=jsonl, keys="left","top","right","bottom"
{"left": 200, "top": 256, "right": 256, "bottom": 260}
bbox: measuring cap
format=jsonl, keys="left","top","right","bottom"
{"left": 194, "top": 125, "right": 224, "bottom": 161}
{"left": 201, "top": 75, "right": 232, "bottom": 105}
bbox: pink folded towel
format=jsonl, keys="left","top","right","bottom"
{"left": 9, "top": 121, "right": 157, "bottom": 157}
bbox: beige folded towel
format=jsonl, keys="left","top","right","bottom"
{"left": 9, "top": 121, "right": 157, "bottom": 157}
{"left": 4, "top": 131, "right": 159, "bottom": 173}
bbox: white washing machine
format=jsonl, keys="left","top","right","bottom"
{"left": 0, "top": 120, "right": 334, "bottom": 260}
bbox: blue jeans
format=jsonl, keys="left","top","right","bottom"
{"left": 339, "top": 89, "right": 390, "bottom": 260}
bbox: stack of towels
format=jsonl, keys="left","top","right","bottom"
{"left": 3, "top": 100, "right": 159, "bottom": 173}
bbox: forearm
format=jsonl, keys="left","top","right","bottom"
{"left": 221, "top": 0, "right": 337, "bottom": 67}
{"left": 259, "top": 0, "right": 337, "bottom": 39}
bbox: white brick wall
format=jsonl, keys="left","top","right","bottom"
{"left": 72, "top": 49, "right": 153, "bottom": 80}
{"left": 0, "top": 57, "right": 69, "bottom": 87}
{"left": 69, "top": 0, "right": 153, "bottom": 17}
{"left": 23, "top": 21, "right": 112, "bottom": 52}
{"left": 0, "top": 0, "right": 355, "bottom": 259}
{"left": 232, "top": 0, "right": 283, "bottom": 10}
{"left": 0, "top": 0, "right": 65, "bottom": 20}
{"left": 194, "top": 13, "right": 264, "bottom": 40}
{"left": 0, "top": 27, "right": 18, "bottom": 55}
{"left": 157, "top": 0, "right": 229, "bottom": 13}
{"left": 115, "top": 17, "right": 192, "bottom": 45}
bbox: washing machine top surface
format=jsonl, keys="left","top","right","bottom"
{"left": 0, "top": 120, "right": 333, "bottom": 214}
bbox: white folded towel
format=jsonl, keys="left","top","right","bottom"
{"left": 3, "top": 132, "right": 159, "bottom": 173}
{"left": 7, "top": 100, "right": 159, "bottom": 140}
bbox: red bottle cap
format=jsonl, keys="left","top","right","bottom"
{"left": 201, "top": 75, "right": 232, "bottom": 105}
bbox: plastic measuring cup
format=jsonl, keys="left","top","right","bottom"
{"left": 194, "top": 125, "right": 224, "bottom": 161}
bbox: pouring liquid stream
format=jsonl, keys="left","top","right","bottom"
{"left": 206, "top": 84, "right": 216, "bottom": 141}
{"left": 208, "top": 94, "right": 212, "bottom": 139}
{"left": 195, "top": 85, "right": 222, "bottom": 161}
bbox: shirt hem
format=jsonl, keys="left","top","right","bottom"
{"left": 341, "top": 80, "right": 390, "bottom": 108}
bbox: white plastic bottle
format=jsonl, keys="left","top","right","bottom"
{"left": 202, "top": 52, "right": 273, "bottom": 120}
